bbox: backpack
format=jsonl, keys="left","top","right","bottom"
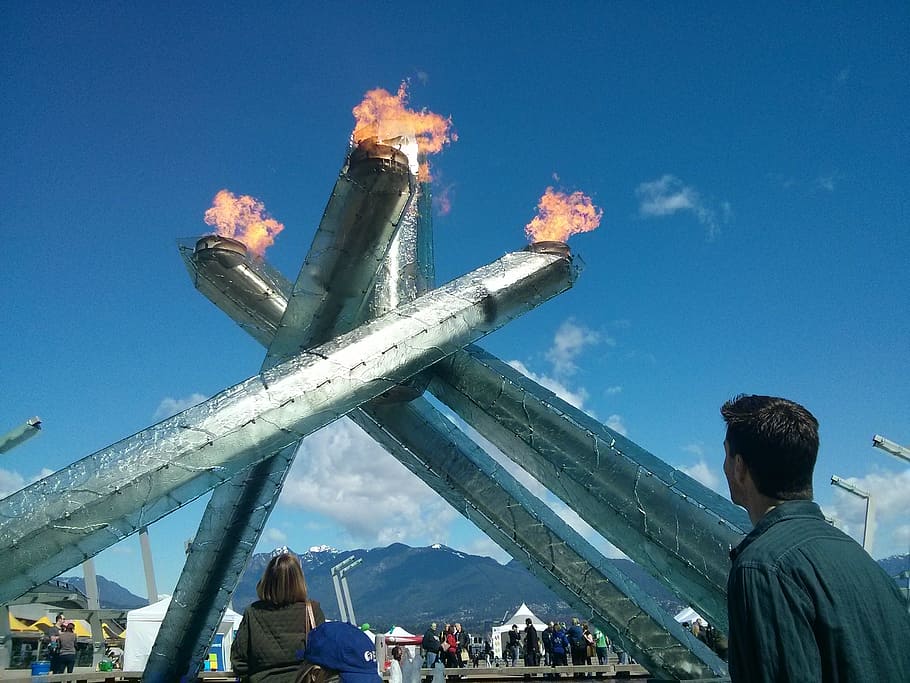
{"left": 47, "top": 639, "right": 60, "bottom": 655}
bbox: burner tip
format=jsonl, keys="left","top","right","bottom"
{"left": 524, "top": 241, "right": 571, "bottom": 258}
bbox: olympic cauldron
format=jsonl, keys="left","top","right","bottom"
{"left": 0, "top": 135, "right": 749, "bottom": 681}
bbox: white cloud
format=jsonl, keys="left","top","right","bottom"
{"left": 460, "top": 536, "right": 511, "bottom": 564}
{"left": 605, "top": 386, "right": 622, "bottom": 396}
{"left": 262, "top": 527, "right": 288, "bottom": 545}
{"left": 605, "top": 414, "right": 627, "bottom": 436}
{"left": 822, "top": 469, "right": 910, "bottom": 557}
{"left": 280, "top": 418, "right": 457, "bottom": 545}
{"left": 635, "top": 174, "right": 728, "bottom": 239}
{"left": 545, "top": 319, "right": 603, "bottom": 376}
{"left": 679, "top": 459, "right": 723, "bottom": 494}
{"left": 814, "top": 173, "right": 840, "bottom": 192}
{"left": 0, "top": 466, "right": 54, "bottom": 499}
{"left": 682, "top": 443, "right": 705, "bottom": 457}
{"left": 154, "top": 393, "right": 208, "bottom": 420}
{"left": 0, "top": 468, "right": 28, "bottom": 499}
{"left": 506, "top": 360, "right": 588, "bottom": 410}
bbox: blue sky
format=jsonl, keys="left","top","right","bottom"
{"left": 2, "top": 3, "right": 908, "bottom": 599}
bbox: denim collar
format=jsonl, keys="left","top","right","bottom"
{"left": 729, "top": 499, "right": 822, "bottom": 561}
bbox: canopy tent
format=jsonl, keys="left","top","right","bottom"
{"left": 491, "top": 603, "right": 547, "bottom": 660}
{"left": 122, "top": 597, "right": 242, "bottom": 672}
{"left": 375, "top": 626, "right": 421, "bottom": 674}
{"left": 673, "top": 607, "right": 704, "bottom": 625}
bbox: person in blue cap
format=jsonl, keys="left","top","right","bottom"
{"left": 295, "top": 621, "right": 382, "bottom": 683}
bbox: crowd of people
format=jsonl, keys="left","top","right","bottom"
{"left": 421, "top": 616, "right": 625, "bottom": 670}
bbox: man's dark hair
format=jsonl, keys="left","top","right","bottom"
{"left": 721, "top": 394, "right": 819, "bottom": 500}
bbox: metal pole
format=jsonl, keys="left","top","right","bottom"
{"left": 331, "top": 569, "right": 347, "bottom": 623}
{"left": 81, "top": 559, "right": 105, "bottom": 669}
{"left": 340, "top": 573, "right": 356, "bottom": 626}
{"left": 830, "top": 475, "right": 874, "bottom": 554}
{"left": 139, "top": 527, "right": 159, "bottom": 604}
{"left": 872, "top": 435, "right": 910, "bottom": 463}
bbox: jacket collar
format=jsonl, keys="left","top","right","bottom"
{"left": 730, "top": 499, "right": 822, "bottom": 561}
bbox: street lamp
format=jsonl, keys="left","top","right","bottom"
{"left": 872, "top": 434, "right": 910, "bottom": 464}
{"left": 830, "top": 475, "right": 875, "bottom": 554}
{"left": 0, "top": 417, "right": 41, "bottom": 454}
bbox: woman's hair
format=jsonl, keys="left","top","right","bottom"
{"left": 295, "top": 663, "right": 339, "bottom": 683}
{"left": 257, "top": 552, "right": 309, "bottom": 606}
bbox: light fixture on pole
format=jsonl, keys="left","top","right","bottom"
{"left": 830, "top": 475, "right": 875, "bottom": 554}
{"left": 0, "top": 417, "right": 41, "bottom": 454}
{"left": 872, "top": 434, "right": 910, "bottom": 464}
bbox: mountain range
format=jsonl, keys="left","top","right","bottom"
{"left": 62, "top": 546, "right": 910, "bottom": 634}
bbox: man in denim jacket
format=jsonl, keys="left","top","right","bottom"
{"left": 721, "top": 394, "right": 910, "bottom": 682}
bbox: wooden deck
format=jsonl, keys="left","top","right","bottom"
{"left": 0, "top": 663, "right": 739, "bottom": 682}
{"left": 0, "top": 664, "right": 654, "bottom": 682}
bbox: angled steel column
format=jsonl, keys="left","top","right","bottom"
{"left": 263, "top": 137, "right": 417, "bottom": 369}
{"left": 145, "top": 441, "right": 299, "bottom": 681}
{"left": 427, "top": 347, "right": 750, "bottom": 631}
{"left": 147, "top": 139, "right": 419, "bottom": 682}
{"left": 352, "top": 399, "right": 727, "bottom": 680}
{"left": 0, "top": 246, "right": 574, "bottom": 605}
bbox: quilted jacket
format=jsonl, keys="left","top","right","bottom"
{"left": 231, "top": 599, "right": 326, "bottom": 682}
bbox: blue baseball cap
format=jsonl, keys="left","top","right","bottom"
{"left": 304, "top": 622, "right": 381, "bottom": 683}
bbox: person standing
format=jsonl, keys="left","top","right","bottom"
{"left": 566, "top": 617, "right": 585, "bottom": 675}
{"left": 441, "top": 625, "right": 458, "bottom": 669}
{"left": 550, "top": 624, "right": 569, "bottom": 669}
{"left": 53, "top": 621, "right": 77, "bottom": 674}
{"left": 593, "top": 626, "right": 608, "bottom": 665}
{"left": 454, "top": 623, "right": 469, "bottom": 668}
{"left": 506, "top": 625, "right": 521, "bottom": 666}
{"left": 522, "top": 618, "right": 539, "bottom": 667}
{"left": 721, "top": 394, "right": 910, "bottom": 682}
{"left": 231, "top": 552, "right": 326, "bottom": 682}
{"left": 45, "top": 613, "right": 65, "bottom": 673}
{"left": 422, "top": 622, "right": 441, "bottom": 669}
{"left": 389, "top": 646, "right": 403, "bottom": 683}
{"left": 541, "top": 622, "right": 554, "bottom": 666}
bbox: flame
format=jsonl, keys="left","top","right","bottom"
{"left": 352, "top": 82, "right": 455, "bottom": 181}
{"left": 203, "top": 190, "right": 285, "bottom": 257}
{"left": 524, "top": 187, "right": 602, "bottom": 243}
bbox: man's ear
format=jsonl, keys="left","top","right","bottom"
{"left": 731, "top": 452, "right": 750, "bottom": 488}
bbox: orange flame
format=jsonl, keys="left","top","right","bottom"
{"left": 203, "top": 190, "right": 285, "bottom": 257}
{"left": 352, "top": 82, "right": 456, "bottom": 181}
{"left": 524, "top": 187, "right": 602, "bottom": 243}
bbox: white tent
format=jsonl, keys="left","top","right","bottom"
{"left": 122, "top": 597, "right": 242, "bottom": 672}
{"left": 491, "top": 603, "right": 547, "bottom": 660}
{"left": 376, "top": 626, "right": 422, "bottom": 675}
{"left": 673, "top": 607, "right": 704, "bottom": 625}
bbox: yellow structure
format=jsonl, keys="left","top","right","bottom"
{"left": 9, "top": 614, "right": 39, "bottom": 631}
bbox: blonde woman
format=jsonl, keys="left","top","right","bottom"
{"left": 232, "top": 553, "right": 326, "bottom": 682}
